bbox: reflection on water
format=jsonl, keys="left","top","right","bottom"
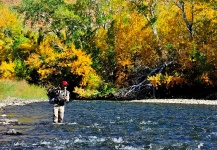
{"left": 0, "top": 100, "right": 217, "bottom": 149}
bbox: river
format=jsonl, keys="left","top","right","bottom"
{"left": 0, "top": 100, "right": 217, "bottom": 149}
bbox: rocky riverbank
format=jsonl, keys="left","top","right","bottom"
{"left": 0, "top": 97, "right": 47, "bottom": 109}
{"left": 1, "top": 98, "right": 217, "bottom": 109}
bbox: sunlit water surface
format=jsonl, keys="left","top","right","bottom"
{"left": 0, "top": 100, "right": 217, "bottom": 149}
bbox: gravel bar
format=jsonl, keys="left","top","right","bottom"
{"left": 0, "top": 97, "right": 47, "bottom": 109}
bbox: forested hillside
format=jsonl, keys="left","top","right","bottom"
{"left": 0, "top": 0, "right": 217, "bottom": 100}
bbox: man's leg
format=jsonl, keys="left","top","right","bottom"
{"left": 53, "top": 105, "right": 59, "bottom": 123}
{"left": 58, "top": 106, "right": 65, "bottom": 123}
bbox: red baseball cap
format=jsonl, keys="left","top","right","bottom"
{"left": 61, "top": 81, "right": 68, "bottom": 86}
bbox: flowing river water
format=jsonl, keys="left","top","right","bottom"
{"left": 0, "top": 100, "right": 217, "bottom": 149}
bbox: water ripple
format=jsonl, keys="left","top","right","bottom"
{"left": 0, "top": 101, "right": 217, "bottom": 149}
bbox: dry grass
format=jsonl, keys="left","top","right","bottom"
{"left": 0, "top": 80, "right": 48, "bottom": 101}
{"left": 0, "top": 0, "right": 21, "bottom": 6}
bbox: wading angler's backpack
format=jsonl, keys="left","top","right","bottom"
{"left": 47, "top": 87, "right": 65, "bottom": 104}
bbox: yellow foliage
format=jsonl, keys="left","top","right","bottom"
{"left": 60, "top": 28, "right": 67, "bottom": 41}
{"left": 156, "top": 3, "right": 188, "bottom": 43}
{"left": 65, "top": 45, "right": 93, "bottom": 78}
{"left": 85, "top": 72, "right": 102, "bottom": 89}
{"left": 118, "top": 59, "right": 131, "bottom": 67}
{"left": 24, "top": 34, "right": 101, "bottom": 90}
{"left": 66, "top": 44, "right": 101, "bottom": 87}
{"left": 115, "top": 71, "right": 129, "bottom": 87}
{"left": 0, "top": 4, "right": 19, "bottom": 29}
{"left": 39, "top": 38, "right": 55, "bottom": 57}
{"left": 111, "top": 10, "right": 158, "bottom": 84}
{"left": 0, "top": 61, "right": 15, "bottom": 79}
{"left": 0, "top": 40, "right": 4, "bottom": 49}
{"left": 25, "top": 53, "right": 41, "bottom": 69}
{"left": 19, "top": 43, "right": 33, "bottom": 51}
{"left": 0, "top": 4, "right": 22, "bottom": 34}
{"left": 147, "top": 73, "right": 162, "bottom": 88}
{"left": 73, "top": 86, "right": 99, "bottom": 98}
{"left": 94, "top": 27, "right": 109, "bottom": 52}
{"left": 115, "top": 12, "right": 149, "bottom": 67}
{"left": 0, "top": 34, "right": 14, "bottom": 62}
{"left": 0, "top": 4, "right": 24, "bottom": 63}
{"left": 201, "top": 73, "right": 212, "bottom": 85}
{"left": 37, "top": 68, "right": 58, "bottom": 79}
{"left": 148, "top": 73, "right": 186, "bottom": 89}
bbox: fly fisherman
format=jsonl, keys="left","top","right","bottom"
{"left": 48, "top": 81, "right": 70, "bottom": 123}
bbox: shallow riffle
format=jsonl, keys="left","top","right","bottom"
{"left": 0, "top": 100, "right": 217, "bottom": 149}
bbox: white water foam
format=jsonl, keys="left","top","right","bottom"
{"left": 13, "top": 141, "right": 27, "bottom": 147}
{"left": 140, "top": 120, "right": 157, "bottom": 125}
{"left": 89, "top": 136, "right": 106, "bottom": 143}
{"left": 74, "top": 137, "right": 85, "bottom": 143}
{"left": 211, "top": 132, "right": 217, "bottom": 135}
{"left": 40, "top": 141, "right": 51, "bottom": 145}
{"left": 59, "top": 139, "right": 70, "bottom": 145}
{"left": 112, "top": 137, "right": 124, "bottom": 143}
{"left": 67, "top": 122, "right": 77, "bottom": 125}
{"left": 110, "top": 120, "right": 115, "bottom": 123}
{"left": 116, "top": 145, "right": 141, "bottom": 150}
{"left": 73, "top": 135, "right": 125, "bottom": 145}
{"left": 93, "top": 123, "right": 99, "bottom": 126}
{"left": 116, "top": 116, "right": 121, "bottom": 119}
{"left": 198, "top": 142, "right": 204, "bottom": 149}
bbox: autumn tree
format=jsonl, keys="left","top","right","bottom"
{"left": 2, "top": 0, "right": 217, "bottom": 99}
{"left": 112, "top": 0, "right": 217, "bottom": 98}
{"left": 0, "top": 3, "right": 29, "bottom": 80}
{"left": 146, "top": 1, "right": 217, "bottom": 91}
{"left": 0, "top": 0, "right": 105, "bottom": 98}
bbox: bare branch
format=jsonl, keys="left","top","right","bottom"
{"left": 114, "top": 61, "right": 175, "bottom": 100}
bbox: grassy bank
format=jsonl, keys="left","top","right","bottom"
{"left": 0, "top": 80, "right": 48, "bottom": 101}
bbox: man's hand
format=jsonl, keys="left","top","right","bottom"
{"left": 64, "top": 96, "right": 67, "bottom": 100}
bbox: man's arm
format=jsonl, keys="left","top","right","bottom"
{"left": 65, "top": 91, "right": 70, "bottom": 102}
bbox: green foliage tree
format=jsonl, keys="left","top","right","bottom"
{"left": 0, "top": 3, "right": 30, "bottom": 80}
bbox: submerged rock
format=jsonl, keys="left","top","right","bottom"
{"left": 0, "top": 118, "right": 18, "bottom": 125}
{"left": 6, "top": 129, "right": 23, "bottom": 135}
